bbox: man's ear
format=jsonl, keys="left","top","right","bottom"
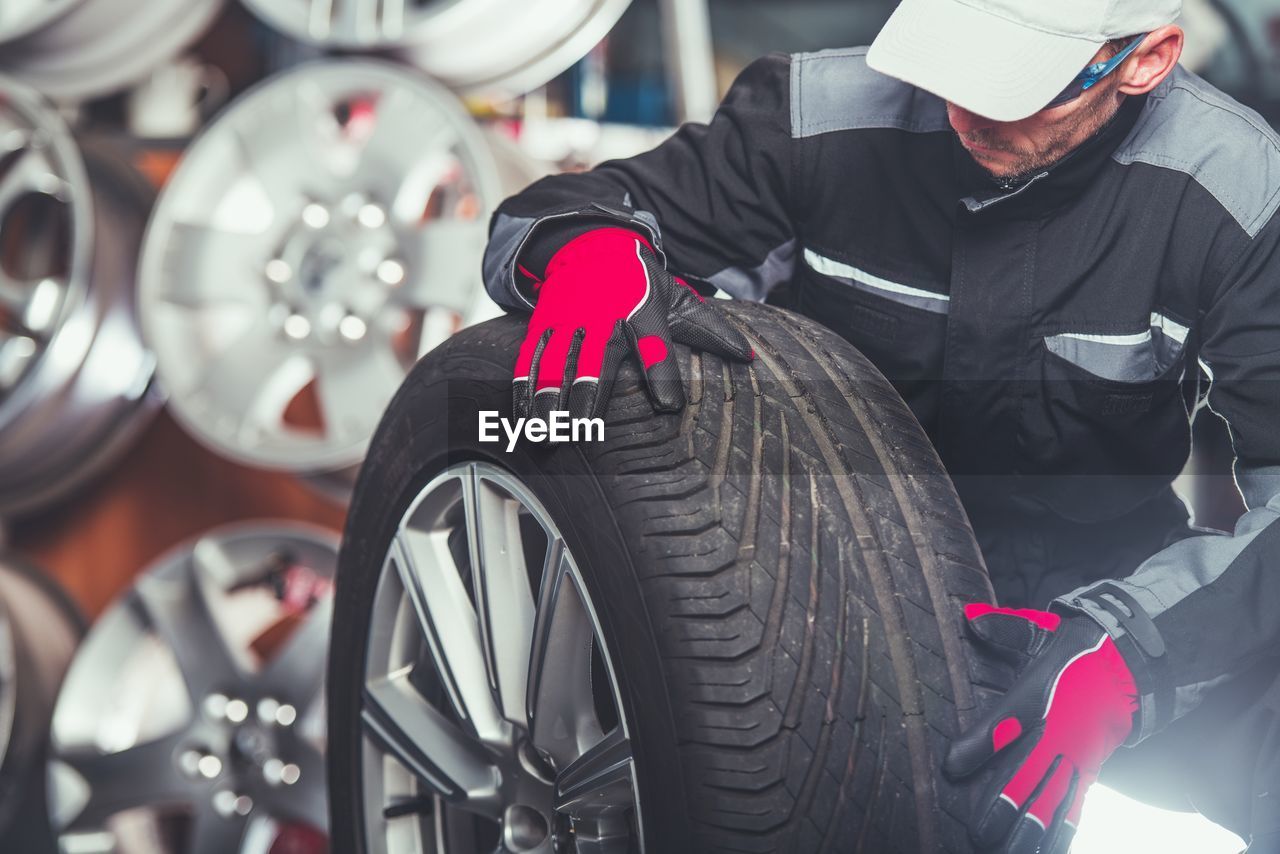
{"left": 1117, "top": 25, "right": 1184, "bottom": 96}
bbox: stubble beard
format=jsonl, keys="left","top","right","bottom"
{"left": 962, "top": 90, "right": 1124, "bottom": 186}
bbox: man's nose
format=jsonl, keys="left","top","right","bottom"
{"left": 946, "top": 103, "right": 997, "bottom": 135}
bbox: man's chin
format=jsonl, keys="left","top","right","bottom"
{"left": 962, "top": 144, "right": 1040, "bottom": 183}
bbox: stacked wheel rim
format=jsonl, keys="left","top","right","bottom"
{"left": 0, "top": 0, "right": 224, "bottom": 102}
{"left": 139, "top": 59, "right": 501, "bottom": 480}
{"left": 239, "top": 0, "right": 633, "bottom": 97}
{"left": 47, "top": 522, "right": 339, "bottom": 853}
{"left": 0, "top": 77, "right": 158, "bottom": 518}
{"left": 0, "top": 554, "right": 86, "bottom": 851}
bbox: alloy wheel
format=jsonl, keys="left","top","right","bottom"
{"left": 47, "top": 523, "right": 338, "bottom": 853}
{"left": 361, "top": 463, "right": 643, "bottom": 854}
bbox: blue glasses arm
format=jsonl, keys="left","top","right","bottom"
{"left": 1080, "top": 33, "right": 1149, "bottom": 91}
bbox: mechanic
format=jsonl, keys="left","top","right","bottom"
{"left": 480, "top": 0, "right": 1280, "bottom": 851}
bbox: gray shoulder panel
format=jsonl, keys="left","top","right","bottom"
{"left": 706, "top": 238, "right": 797, "bottom": 301}
{"left": 789, "top": 46, "right": 950, "bottom": 139}
{"left": 1113, "top": 67, "right": 1280, "bottom": 238}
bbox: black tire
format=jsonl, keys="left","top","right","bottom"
{"left": 0, "top": 554, "right": 86, "bottom": 853}
{"left": 329, "top": 301, "right": 1000, "bottom": 853}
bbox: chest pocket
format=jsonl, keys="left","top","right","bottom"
{"left": 1021, "top": 311, "right": 1194, "bottom": 522}
{"left": 791, "top": 248, "right": 949, "bottom": 431}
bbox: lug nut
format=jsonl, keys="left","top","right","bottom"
{"left": 376, "top": 258, "right": 405, "bottom": 286}
{"left": 339, "top": 314, "right": 367, "bottom": 341}
{"left": 263, "top": 758, "right": 302, "bottom": 786}
{"left": 257, "top": 697, "right": 280, "bottom": 725}
{"left": 275, "top": 703, "right": 298, "bottom": 727}
{"left": 181, "top": 750, "right": 223, "bottom": 780}
{"left": 213, "top": 790, "right": 254, "bottom": 818}
{"left": 225, "top": 698, "right": 249, "bottom": 724}
{"left": 284, "top": 314, "right": 312, "bottom": 340}
{"left": 203, "top": 693, "right": 229, "bottom": 720}
{"left": 302, "top": 203, "right": 330, "bottom": 229}
{"left": 357, "top": 203, "right": 386, "bottom": 229}
{"left": 265, "top": 259, "right": 292, "bottom": 283}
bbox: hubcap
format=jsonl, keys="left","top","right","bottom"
{"left": 47, "top": 524, "right": 339, "bottom": 853}
{"left": 361, "top": 463, "right": 643, "bottom": 853}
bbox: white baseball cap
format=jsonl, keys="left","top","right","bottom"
{"left": 866, "top": 0, "right": 1182, "bottom": 122}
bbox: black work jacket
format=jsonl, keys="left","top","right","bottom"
{"left": 482, "top": 48, "right": 1280, "bottom": 743}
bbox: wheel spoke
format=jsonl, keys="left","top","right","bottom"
{"left": 361, "top": 94, "right": 458, "bottom": 196}
{"left": 395, "top": 218, "right": 486, "bottom": 314}
{"left": 362, "top": 676, "right": 500, "bottom": 817}
{"left": 526, "top": 542, "right": 599, "bottom": 768}
{"left": 334, "top": 0, "right": 391, "bottom": 41}
{"left": 391, "top": 527, "right": 507, "bottom": 743}
{"left": 380, "top": 0, "right": 406, "bottom": 37}
{"left": 314, "top": 343, "right": 404, "bottom": 445}
{"left": 188, "top": 803, "right": 251, "bottom": 854}
{"left": 186, "top": 317, "right": 309, "bottom": 438}
{"left": 257, "top": 596, "right": 332, "bottom": 711}
{"left": 232, "top": 93, "right": 332, "bottom": 205}
{"left": 554, "top": 727, "right": 634, "bottom": 819}
{"left": 153, "top": 223, "right": 269, "bottom": 307}
{"left": 306, "top": 0, "right": 334, "bottom": 38}
{"left": 55, "top": 735, "right": 191, "bottom": 831}
{"left": 464, "top": 470, "right": 536, "bottom": 725}
{"left": 131, "top": 562, "right": 241, "bottom": 701}
{"left": 570, "top": 817, "right": 634, "bottom": 854}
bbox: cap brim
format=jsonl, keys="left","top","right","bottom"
{"left": 867, "top": 0, "right": 1104, "bottom": 122}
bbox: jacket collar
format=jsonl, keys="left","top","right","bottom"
{"left": 953, "top": 93, "right": 1149, "bottom": 218}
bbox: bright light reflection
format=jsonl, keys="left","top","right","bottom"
{"left": 1073, "top": 784, "right": 1245, "bottom": 853}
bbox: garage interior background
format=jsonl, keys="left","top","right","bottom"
{"left": 0, "top": 0, "right": 1273, "bottom": 852}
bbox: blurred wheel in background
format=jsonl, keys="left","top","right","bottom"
{"left": 0, "top": 0, "right": 224, "bottom": 103}
{"left": 300, "top": 125, "right": 548, "bottom": 505}
{"left": 47, "top": 521, "right": 338, "bottom": 854}
{"left": 0, "top": 77, "right": 160, "bottom": 519}
{"left": 0, "top": 0, "right": 82, "bottom": 45}
{"left": 239, "top": 0, "right": 632, "bottom": 98}
{"left": 139, "top": 60, "right": 504, "bottom": 490}
{"left": 0, "top": 554, "right": 85, "bottom": 854}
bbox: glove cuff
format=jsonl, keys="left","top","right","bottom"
{"left": 518, "top": 222, "right": 654, "bottom": 290}
{"left": 1052, "top": 584, "right": 1170, "bottom": 745}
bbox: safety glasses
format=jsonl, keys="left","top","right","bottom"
{"left": 1042, "top": 33, "right": 1149, "bottom": 111}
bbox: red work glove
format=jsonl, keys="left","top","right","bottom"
{"left": 945, "top": 604, "right": 1139, "bottom": 854}
{"left": 512, "top": 227, "right": 753, "bottom": 422}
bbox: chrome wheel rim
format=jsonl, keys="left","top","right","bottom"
{"left": 140, "top": 60, "right": 499, "bottom": 474}
{"left": 0, "top": 78, "right": 158, "bottom": 517}
{"left": 241, "top": 0, "right": 632, "bottom": 97}
{"left": 48, "top": 523, "right": 338, "bottom": 854}
{"left": 0, "top": 0, "right": 223, "bottom": 102}
{"left": 0, "top": 0, "right": 82, "bottom": 46}
{"left": 0, "top": 555, "right": 82, "bottom": 836}
{"left": 396, "top": 0, "right": 633, "bottom": 97}
{"left": 361, "top": 462, "right": 643, "bottom": 853}
{"left": 0, "top": 593, "right": 14, "bottom": 777}
{"left": 0, "top": 78, "right": 88, "bottom": 404}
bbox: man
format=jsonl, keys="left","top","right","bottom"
{"left": 481, "top": 1, "right": 1280, "bottom": 851}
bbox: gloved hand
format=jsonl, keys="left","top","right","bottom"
{"left": 512, "top": 227, "right": 753, "bottom": 422}
{"left": 945, "top": 604, "right": 1139, "bottom": 854}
